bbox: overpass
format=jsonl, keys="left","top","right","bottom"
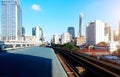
{"left": 0, "top": 45, "right": 120, "bottom": 77}
{"left": 0, "top": 41, "right": 34, "bottom": 51}
{"left": 0, "top": 47, "right": 68, "bottom": 77}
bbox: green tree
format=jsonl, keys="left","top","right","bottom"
{"left": 97, "top": 41, "right": 107, "bottom": 46}
{"left": 113, "top": 49, "right": 120, "bottom": 55}
{"left": 63, "top": 42, "right": 79, "bottom": 51}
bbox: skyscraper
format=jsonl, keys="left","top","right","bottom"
{"left": 119, "top": 21, "right": 120, "bottom": 38}
{"left": 61, "top": 32, "right": 72, "bottom": 45}
{"left": 104, "top": 23, "right": 114, "bottom": 42}
{"left": 52, "top": 34, "right": 60, "bottom": 44}
{"left": 68, "top": 27, "right": 75, "bottom": 39}
{"left": 86, "top": 20, "right": 105, "bottom": 45}
{"left": 79, "top": 13, "right": 84, "bottom": 37}
{"left": 1, "top": 0, "right": 22, "bottom": 41}
{"left": 32, "top": 26, "right": 44, "bottom": 45}
{"left": 22, "top": 27, "right": 25, "bottom": 36}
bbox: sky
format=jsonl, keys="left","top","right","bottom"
{"left": 0, "top": 0, "right": 120, "bottom": 42}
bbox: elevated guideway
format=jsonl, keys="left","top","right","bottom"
{"left": 0, "top": 47, "right": 68, "bottom": 77}
{"left": 52, "top": 47, "right": 120, "bottom": 77}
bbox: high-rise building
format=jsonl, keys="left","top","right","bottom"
{"left": 61, "top": 32, "right": 72, "bottom": 45}
{"left": 79, "top": 13, "right": 84, "bottom": 37}
{"left": 114, "top": 21, "right": 120, "bottom": 41}
{"left": 118, "top": 21, "right": 120, "bottom": 41}
{"left": 52, "top": 34, "right": 60, "bottom": 44}
{"left": 68, "top": 27, "right": 75, "bottom": 39}
{"left": 21, "top": 27, "right": 25, "bottom": 41}
{"left": 32, "top": 26, "right": 44, "bottom": 45}
{"left": 104, "top": 23, "right": 115, "bottom": 42}
{"left": 75, "top": 13, "right": 86, "bottom": 46}
{"left": 1, "top": 0, "right": 22, "bottom": 41}
{"left": 22, "top": 27, "right": 25, "bottom": 36}
{"left": 86, "top": 20, "right": 105, "bottom": 45}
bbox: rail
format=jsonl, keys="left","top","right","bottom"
{"left": 52, "top": 47, "right": 120, "bottom": 77}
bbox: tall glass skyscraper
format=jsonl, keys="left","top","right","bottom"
{"left": 1, "top": 0, "right": 22, "bottom": 41}
{"left": 79, "top": 13, "right": 84, "bottom": 37}
{"left": 68, "top": 27, "right": 75, "bottom": 39}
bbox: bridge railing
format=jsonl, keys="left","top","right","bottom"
{"left": 0, "top": 41, "right": 35, "bottom": 51}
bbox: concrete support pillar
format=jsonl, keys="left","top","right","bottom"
{"left": 12, "top": 44, "right": 16, "bottom": 49}
{"left": 25, "top": 44, "right": 28, "bottom": 47}
{"left": 20, "top": 44, "right": 23, "bottom": 48}
{"left": 0, "top": 45, "right": 5, "bottom": 51}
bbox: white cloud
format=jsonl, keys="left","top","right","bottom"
{"left": 32, "top": 4, "right": 41, "bottom": 11}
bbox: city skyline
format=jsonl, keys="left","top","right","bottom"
{"left": 0, "top": 0, "right": 120, "bottom": 42}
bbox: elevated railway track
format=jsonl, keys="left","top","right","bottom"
{"left": 52, "top": 47, "right": 120, "bottom": 77}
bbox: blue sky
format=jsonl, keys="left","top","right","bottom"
{"left": 0, "top": 0, "right": 120, "bottom": 42}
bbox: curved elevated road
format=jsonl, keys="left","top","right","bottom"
{"left": 0, "top": 47, "right": 68, "bottom": 77}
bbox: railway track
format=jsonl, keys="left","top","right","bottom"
{"left": 55, "top": 51, "right": 81, "bottom": 77}
{"left": 53, "top": 47, "right": 120, "bottom": 77}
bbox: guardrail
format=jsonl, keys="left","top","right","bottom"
{"left": 0, "top": 41, "right": 35, "bottom": 51}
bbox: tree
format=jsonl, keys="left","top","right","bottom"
{"left": 97, "top": 42, "right": 107, "bottom": 46}
{"left": 113, "top": 49, "right": 120, "bottom": 55}
{"left": 63, "top": 42, "right": 79, "bottom": 51}
{"left": 51, "top": 43, "right": 79, "bottom": 51}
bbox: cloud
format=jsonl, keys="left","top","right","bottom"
{"left": 32, "top": 4, "right": 41, "bottom": 11}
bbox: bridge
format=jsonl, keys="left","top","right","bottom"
{"left": 0, "top": 46, "right": 120, "bottom": 77}
{"left": 0, "top": 41, "right": 34, "bottom": 51}
{"left": 0, "top": 47, "right": 67, "bottom": 77}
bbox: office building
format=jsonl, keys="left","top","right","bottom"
{"left": 21, "top": 27, "right": 25, "bottom": 41}
{"left": 119, "top": 21, "right": 120, "bottom": 35}
{"left": 52, "top": 34, "right": 60, "bottom": 44}
{"left": 1, "top": 0, "right": 22, "bottom": 41}
{"left": 114, "top": 21, "right": 120, "bottom": 41}
{"left": 61, "top": 32, "right": 72, "bottom": 45}
{"left": 68, "top": 27, "right": 75, "bottom": 39}
{"left": 75, "top": 13, "right": 86, "bottom": 46}
{"left": 86, "top": 20, "right": 105, "bottom": 45}
{"left": 32, "top": 26, "right": 44, "bottom": 45}
{"left": 79, "top": 13, "right": 84, "bottom": 37}
{"left": 74, "top": 36, "right": 86, "bottom": 46}
{"left": 104, "top": 23, "right": 115, "bottom": 42}
{"left": 22, "top": 27, "right": 25, "bottom": 36}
